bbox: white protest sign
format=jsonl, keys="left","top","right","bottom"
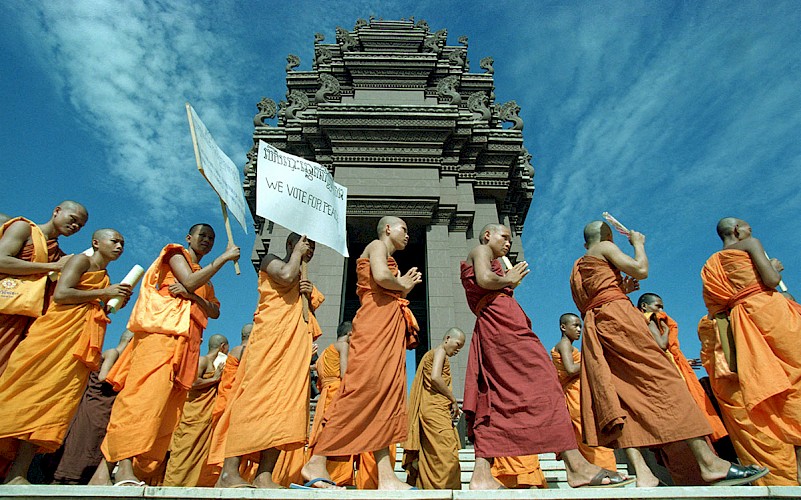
{"left": 256, "top": 140, "right": 348, "bottom": 257}
{"left": 186, "top": 104, "right": 248, "bottom": 234}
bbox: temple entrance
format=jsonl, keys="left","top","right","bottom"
{"left": 342, "top": 218, "right": 430, "bottom": 363}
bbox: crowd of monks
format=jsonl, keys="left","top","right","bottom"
{"left": 0, "top": 202, "right": 798, "bottom": 490}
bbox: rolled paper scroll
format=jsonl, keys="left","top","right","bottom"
{"left": 602, "top": 212, "right": 630, "bottom": 237}
{"left": 107, "top": 264, "right": 145, "bottom": 313}
{"left": 213, "top": 352, "right": 228, "bottom": 370}
{"left": 501, "top": 256, "right": 514, "bottom": 271}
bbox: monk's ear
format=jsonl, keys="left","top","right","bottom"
{"left": 92, "top": 238, "right": 100, "bottom": 251}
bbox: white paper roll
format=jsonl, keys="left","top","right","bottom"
{"left": 501, "top": 256, "right": 513, "bottom": 271}
{"left": 107, "top": 264, "right": 145, "bottom": 313}
{"left": 213, "top": 352, "right": 228, "bottom": 370}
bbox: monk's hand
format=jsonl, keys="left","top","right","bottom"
{"left": 770, "top": 258, "right": 784, "bottom": 273}
{"left": 398, "top": 267, "right": 423, "bottom": 294}
{"left": 506, "top": 261, "right": 529, "bottom": 287}
{"left": 168, "top": 282, "right": 192, "bottom": 299}
{"left": 299, "top": 279, "right": 313, "bottom": 296}
{"left": 222, "top": 243, "right": 240, "bottom": 263}
{"left": 620, "top": 275, "right": 640, "bottom": 294}
{"left": 104, "top": 283, "right": 133, "bottom": 301}
{"left": 294, "top": 235, "right": 313, "bottom": 261}
{"left": 450, "top": 400, "right": 462, "bottom": 419}
{"left": 628, "top": 230, "right": 645, "bottom": 246}
{"left": 311, "top": 343, "right": 319, "bottom": 358}
{"left": 51, "top": 253, "right": 73, "bottom": 271}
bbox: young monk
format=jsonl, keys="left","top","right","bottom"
{"left": 94, "top": 223, "right": 239, "bottom": 486}
{"left": 701, "top": 217, "right": 801, "bottom": 482}
{"left": 0, "top": 228, "right": 131, "bottom": 484}
{"left": 402, "top": 327, "right": 465, "bottom": 490}
{"left": 52, "top": 329, "right": 135, "bottom": 484}
{"left": 570, "top": 220, "right": 767, "bottom": 487}
{"left": 0, "top": 201, "right": 87, "bottom": 375}
{"left": 462, "top": 223, "right": 630, "bottom": 490}
{"left": 551, "top": 313, "right": 617, "bottom": 472}
{"left": 163, "top": 334, "right": 228, "bottom": 487}
{"left": 211, "top": 233, "right": 323, "bottom": 489}
{"left": 302, "top": 216, "right": 422, "bottom": 490}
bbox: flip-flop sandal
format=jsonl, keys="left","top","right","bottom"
{"left": 290, "top": 478, "right": 339, "bottom": 489}
{"left": 113, "top": 479, "right": 146, "bottom": 487}
{"left": 711, "top": 463, "right": 769, "bottom": 486}
{"left": 584, "top": 469, "right": 636, "bottom": 488}
{"left": 229, "top": 484, "right": 257, "bottom": 488}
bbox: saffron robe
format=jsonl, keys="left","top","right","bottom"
{"left": 402, "top": 349, "right": 461, "bottom": 490}
{"left": 314, "top": 257, "right": 417, "bottom": 456}
{"left": 491, "top": 455, "right": 548, "bottom": 489}
{"left": 0, "top": 217, "right": 64, "bottom": 376}
{"left": 52, "top": 370, "right": 117, "bottom": 484}
{"left": 570, "top": 256, "right": 712, "bottom": 448}
{"left": 698, "top": 316, "right": 798, "bottom": 486}
{"left": 0, "top": 269, "right": 110, "bottom": 452}
{"left": 462, "top": 260, "right": 576, "bottom": 458}
{"left": 163, "top": 370, "right": 219, "bottom": 487}
{"left": 102, "top": 244, "right": 218, "bottom": 474}
{"left": 701, "top": 249, "right": 801, "bottom": 445}
{"left": 550, "top": 346, "right": 617, "bottom": 470}
{"left": 208, "top": 269, "right": 323, "bottom": 465}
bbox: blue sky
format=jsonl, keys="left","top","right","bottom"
{"left": 2, "top": 1, "right": 800, "bottom": 382}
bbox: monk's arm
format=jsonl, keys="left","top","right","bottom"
{"left": 556, "top": 341, "right": 580, "bottom": 377}
{"left": 170, "top": 282, "right": 220, "bottom": 319}
{"left": 598, "top": 232, "right": 648, "bottom": 279}
{"left": 367, "top": 241, "right": 421, "bottom": 293}
{"left": 648, "top": 320, "right": 669, "bottom": 351}
{"left": 471, "top": 245, "right": 522, "bottom": 290}
{"left": 739, "top": 238, "right": 782, "bottom": 288}
{"left": 192, "top": 357, "right": 222, "bottom": 389}
{"left": 336, "top": 342, "right": 349, "bottom": 378}
{"left": 0, "top": 222, "right": 65, "bottom": 274}
{"left": 169, "top": 243, "right": 239, "bottom": 293}
{"left": 430, "top": 348, "right": 458, "bottom": 403}
{"left": 53, "top": 255, "right": 132, "bottom": 305}
{"left": 97, "top": 348, "right": 119, "bottom": 382}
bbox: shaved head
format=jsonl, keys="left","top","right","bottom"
{"left": 336, "top": 321, "right": 353, "bottom": 340}
{"left": 0, "top": 213, "right": 11, "bottom": 225}
{"left": 92, "top": 228, "right": 121, "bottom": 241}
{"left": 559, "top": 313, "right": 580, "bottom": 325}
{"left": 376, "top": 216, "right": 403, "bottom": 237}
{"left": 241, "top": 323, "right": 253, "bottom": 342}
{"left": 58, "top": 200, "right": 87, "bottom": 216}
{"left": 189, "top": 223, "right": 214, "bottom": 237}
{"left": 208, "top": 334, "right": 229, "bottom": 350}
{"left": 443, "top": 327, "right": 466, "bottom": 343}
{"left": 286, "top": 232, "right": 302, "bottom": 247}
{"left": 583, "top": 220, "right": 609, "bottom": 245}
{"left": 637, "top": 292, "right": 662, "bottom": 309}
{"left": 716, "top": 217, "right": 739, "bottom": 241}
{"left": 479, "top": 223, "right": 506, "bottom": 244}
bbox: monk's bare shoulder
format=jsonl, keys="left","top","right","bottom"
{"left": 0, "top": 220, "right": 32, "bottom": 256}
{"left": 360, "top": 239, "right": 384, "bottom": 260}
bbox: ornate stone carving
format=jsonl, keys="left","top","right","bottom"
{"left": 468, "top": 92, "right": 490, "bottom": 121}
{"left": 436, "top": 75, "right": 461, "bottom": 105}
{"left": 315, "top": 46, "right": 333, "bottom": 66}
{"left": 315, "top": 73, "right": 341, "bottom": 103}
{"left": 253, "top": 97, "right": 277, "bottom": 127}
{"left": 520, "top": 147, "right": 535, "bottom": 177}
{"left": 480, "top": 56, "right": 494, "bottom": 74}
{"left": 336, "top": 27, "right": 359, "bottom": 52}
{"left": 415, "top": 19, "right": 429, "bottom": 31}
{"left": 285, "top": 90, "right": 308, "bottom": 120}
{"left": 498, "top": 100, "right": 523, "bottom": 130}
{"left": 354, "top": 18, "right": 368, "bottom": 29}
{"left": 458, "top": 35, "right": 468, "bottom": 46}
{"left": 314, "top": 32, "right": 325, "bottom": 43}
{"left": 449, "top": 48, "right": 468, "bottom": 70}
{"left": 423, "top": 29, "right": 446, "bottom": 53}
{"left": 347, "top": 198, "right": 438, "bottom": 217}
{"left": 285, "top": 54, "right": 300, "bottom": 72}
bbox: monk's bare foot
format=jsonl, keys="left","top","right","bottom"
{"left": 468, "top": 476, "right": 505, "bottom": 490}
{"left": 4, "top": 476, "right": 31, "bottom": 485}
{"left": 253, "top": 473, "right": 284, "bottom": 489}
{"left": 378, "top": 475, "right": 415, "bottom": 490}
{"left": 300, "top": 456, "right": 343, "bottom": 489}
{"left": 635, "top": 471, "right": 660, "bottom": 488}
{"left": 215, "top": 470, "right": 252, "bottom": 488}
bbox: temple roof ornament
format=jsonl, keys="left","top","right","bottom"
{"left": 498, "top": 100, "right": 524, "bottom": 131}
{"left": 285, "top": 54, "right": 300, "bottom": 72}
{"left": 254, "top": 97, "right": 277, "bottom": 127}
{"left": 315, "top": 73, "right": 341, "bottom": 103}
{"left": 480, "top": 56, "right": 494, "bottom": 75}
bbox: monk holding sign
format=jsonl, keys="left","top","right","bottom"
{"left": 212, "top": 233, "right": 323, "bottom": 489}
{"left": 701, "top": 217, "right": 801, "bottom": 482}
{"left": 0, "top": 201, "right": 87, "bottom": 376}
{"left": 571, "top": 220, "right": 767, "bottom": 487}
{"left": 96, "top": 224, "right": 238, "bottom": 486}
{"left": 302, "top": 216, "right": 422, "bottom": 490}
{"left": 0, "top": 229, "right": 130, "bottom": 484}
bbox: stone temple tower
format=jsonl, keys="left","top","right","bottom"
{"left": 243, "top": 18, "right": 534, "bottom": 396}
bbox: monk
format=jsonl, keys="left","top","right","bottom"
{"left": 212, "top": 324, "right": 251, "bottom": 426}
{"left": 0, "top": 228, "right": 131, "bottom": 484}
{"left": 302, "top": 216, "right": 422, "bottom": 490}
{"left": 402, "top": 327, "right": 465, "bottom": 490}
{"left": 570, "top": 220, "right": 767, "bottom": 487}
{"left": 52, "top": 329, "right": 135, "bottom": 484}
{"left": 551, "top": 313, "right": 617, "bottom": 471}
{"left": 701, "top": 217, "right": 801, "bottom": 481}
{"left": 0, "top": 201, "right": 87, "bottom": 375}
{"left": 462, "top": 223, "right": 630, "bottom": 490}
{"left": 212, "top": 233, "right": 323, "bottom": 489}
{"left": 163, "top": 334, "right": 228, "bottom": 487}
{"left": 698, "top": 316, "right": 798, "bottom": 485}
{"left": 94, "top": 223, "right": 239, "bottom": 486}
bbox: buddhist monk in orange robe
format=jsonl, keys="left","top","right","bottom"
{"left": 0, "top": 201, "right": 87, "bottom": 376}
{"left": 491, "top": 456, "right": 548, "bottom": 489}
{"left": 701, "top": 217, "right": 801, "bottom": 482}
{"left": 212, "top": 233, "right": 322, "bottom": 489}
{"left": 698, "top": 317, "right": 797, "bottom": 485}
{"left": 163, "top": 334, "right": 228, "bottom": 487}
{"left": 571, "top": 220, "right": 767, "bottom": 487}
{"left": 95, "top": 224, "right": 238, "bottom": 486}
{"left": 302, "top": 216, "right": 421, "bottom": 490}
{"left": 551, "top": 313, "right": 617, "bottom": 472}
{"left": 0, "top": 228, "right": 130, "bottom": 484}
{"left": 402, "top": 328, "right": 465, "bottom": 490}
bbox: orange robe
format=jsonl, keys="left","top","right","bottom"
{"left": 570, "top": 256, "right": 711, "bottom": 447}
{"left": 0, "top": 217, "right": 64, "bottom": 376}
{"left": 402, "top": 349, "right": 461, "bottom": 489}
{"left": 163, "top": 370, "right": 219, "bottom": 487}
{"left": 314, "top": 257, "right": 417, "bottom": 456}
{"left": 492, "top": 455, "right": 547, "bottom": 489}
{"left": 102, "top": 244, "right": 218, "bottom": 479}
{"left": 702, "top": 249, "right": 801, "bottom": 445}
{"left": 208, "top": 270, "right": 323, "bottom": 474}
{"left": 698, "top": 317, "right": 797, "bottom": 485}
{"left": 0, "top": 269, "right": 110, "bottom": 452}
{"left": 550, "top": 346, "right": 617, "bottom": 470}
